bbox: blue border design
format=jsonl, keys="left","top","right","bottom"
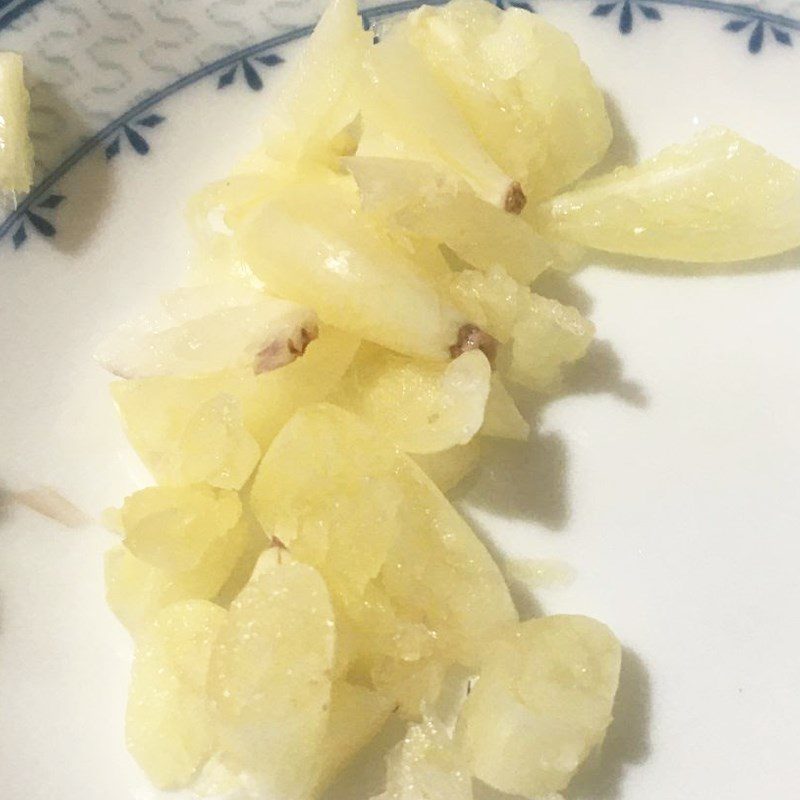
{"left": 1, "top": 0, "right": 799, "bottom": 247}
{"left": 0, "top": 0, "right": 47, "bottom": 33}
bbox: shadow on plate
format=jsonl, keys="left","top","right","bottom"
{"left": 50, "top": 151, "right": 116, "bottom": 257}
{"left": 582, "top": 93, "right": 639, "bottom": 181}
{"left": 460, "top": 334, "right": 646, "bottom": 531}
{"left": 533, "top": 269, "right": 595, "bottom": 315}
{"left": 0, "top": 483, "right": 13, "bottom": 526}
{"left": 321, "top": 714, "right": 407, "bottom": 800}
{"left": 592, "top": 245, "right": 800, "bottom": 278}
{"left": 24, "top": 72, "right": 114, "bottom": 256}
{"left": 459, "top": 423, "right": 571, "bottom": 531}
{"left": 457, "top": 507, "right": 544, "bottom": 619}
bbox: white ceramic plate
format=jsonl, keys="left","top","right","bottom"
{"left": 2, "top": 1, "right": 799, "bottom": 798}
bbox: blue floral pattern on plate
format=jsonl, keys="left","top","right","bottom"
{"left": 723, "top": 16, "right": 793, "bottom": 52}
{"left": 217, "top": 54, "right": 285, "bottom": 91}
{"left": 592, "top": 0, "right": 662, "bottom": 34}
{"left": 104, "top": 114, "right": 166, "bottom": 160}
{"left": 10, "top": 193, "right": 64, "bottom": 249}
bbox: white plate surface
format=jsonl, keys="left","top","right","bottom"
{"left": 1, "top": 1, "right": 799, "bottom": 798}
